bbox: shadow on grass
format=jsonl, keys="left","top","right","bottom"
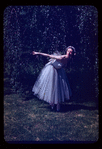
{"left": 22, "top": 93, "right": 98, "bottom": 113}
{"left": 60, "top": 104, "right": 98, "bottom": 112}
{"left": 39, "top": 102, "right": 98, "bottom": 113}
{"left": 24, "top": 94, "right": 34, "bottom": 101}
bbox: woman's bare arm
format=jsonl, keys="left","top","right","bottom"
{"left": 32, "top": 51, "right": 49, "bottom": 57}
{"left": 49, "top": 54, "right": 65, "bottom": 60}
{"left": 32, "top": 51, "right": 66, "bottom": 60}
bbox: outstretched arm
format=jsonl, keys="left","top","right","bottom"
{"left": 33, "top": 51, "right": 50, "bottom": 57}
{"left": 32, "top": 51, "right": 65, "bottom": 60}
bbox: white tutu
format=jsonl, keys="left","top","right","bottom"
{"left": 32, "top": 60, "right": 72, "bottom": 105}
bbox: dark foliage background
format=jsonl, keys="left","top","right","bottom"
{"left": 3, "top": 6, "right": 98, "bottom": 102}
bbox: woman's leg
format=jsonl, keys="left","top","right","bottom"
{"left": 57, "top": 103, "right": 60, "bottom": 111}
{"left": 50, "top": 103, "right": 54, "bottom": 110}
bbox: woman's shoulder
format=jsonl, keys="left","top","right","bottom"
{"left": 61, "top": 55, "right": 68, "bottom": 59}
{"left": 60, "top": 55, "right": 70, "bottom": 66}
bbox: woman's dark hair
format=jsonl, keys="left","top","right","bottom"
{"left": 66, "top": 46, "right": 76, "bottom": 57}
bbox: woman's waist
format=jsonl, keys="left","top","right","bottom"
{"left": 51, "top": 60, "right": 63, "bottom": 69}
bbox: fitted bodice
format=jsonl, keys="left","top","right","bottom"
{"left": 46, "top": 51, "right": 70, "bottom": 69}
{"left": 51, "top": 59, "right": 63, "bottom": 69}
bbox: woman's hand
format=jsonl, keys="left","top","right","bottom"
{"left": 32, "top": 51, "right": 50, "bottom": 58}
{"left": 32, "top": 51, "right": 39, "bottom": 55}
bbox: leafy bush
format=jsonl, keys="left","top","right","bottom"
{"left": 4, "top": 6, "right": 98, "bottom": 99}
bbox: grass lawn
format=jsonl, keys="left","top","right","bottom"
{"left": 4, "top": 93, "right": 99, "bottom": 143}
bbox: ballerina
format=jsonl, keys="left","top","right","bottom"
{"left": 32, "top": 46, "right": 76, "bottom": 111}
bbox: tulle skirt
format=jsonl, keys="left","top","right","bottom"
{"left": 32, "top": 62, "right": 72, "bottom": 105}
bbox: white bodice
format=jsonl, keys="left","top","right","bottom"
{"left": 51, "top": 59, "right": 63, "bottom": 69}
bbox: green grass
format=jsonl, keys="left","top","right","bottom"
{"left": 4, "top": 93, "right": 99, "bottom": 142}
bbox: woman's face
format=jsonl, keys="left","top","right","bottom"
{"left": 67, "top": 48, "right": 73, "bottom": 55}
